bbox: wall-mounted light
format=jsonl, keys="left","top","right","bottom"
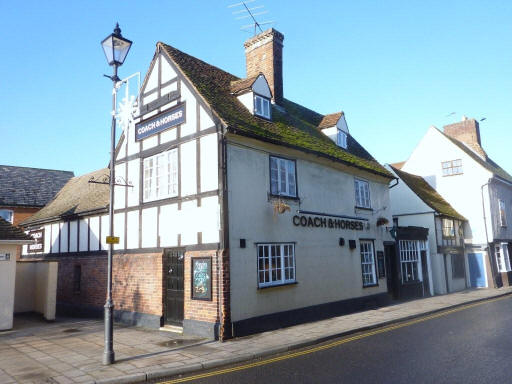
{"left": 339, "top": 238, "right": 345, "bottom": 247}
{"left": 349, "top": 240, "right": 356, "bottom": 249}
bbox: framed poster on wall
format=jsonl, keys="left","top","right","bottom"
{"left": 192, "top": 257, "right": 212, "bottom": 300}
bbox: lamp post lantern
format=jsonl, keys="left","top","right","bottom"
{"left": 100, "top": 23, "right": 132, "bottom": 366}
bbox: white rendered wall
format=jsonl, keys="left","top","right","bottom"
{"left": 200, "top": 133, "right": 219, "bottom": 192}
{"left": 51, "top": 223, "right": 59, "bottom": 253}
{"left": 237, "top": 92, "right": 254, "bottom": 114}
{"left": 78, "top": 219, "right": 88, "bottom": 252}
{"left": 89, "top": 216, "right": 100, "bottom": 251}
{"left": 402, "top": 127, "right": 492, "bottom": 244}
{"left": 200, "top": 106, "right": 215, "bottom": 131}
{"left": 227, "top": 140, "right": 392, "bottom": 322}
{"left": 14, "top": 261, "right": 58, "bottom": 321}
{"left": 69, "top": 221, "right": 77, "bottom": 252}
{"left": 181, "top": 140, "right": 197, "bottom": 196}
{"left": 180, "top": 83, "right": 197, "bottom": 137}
{"left": 0, "top": 244, "right": 17, "bottom": 330}
{"left": 127, "top": 159, "right": 140, "bottom": 207}
{"left": 160, "top": 203, "right": 179, "bottom": 247}
{"left": 60, "top": 223, "right": 68, "bottom": 253}
{"left": 142, "top": 207, "right": 158, "bottom": 248}
{"left": 126, "top": 210, "right": 139, "bottom": 249}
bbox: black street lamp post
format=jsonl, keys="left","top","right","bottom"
{"left": 100, "top": 23, "right": 132, "bottom": 366}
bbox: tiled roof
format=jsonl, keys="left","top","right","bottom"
{"left": 159, "top": 43, "right": 393, "bottom": 179}
{"left": 230, "top": 75, "right": 260, "bottom": 95}
{"left": 437, "top": 128, "right": 512, "bottom": 184}
{"left": 318, "top": 112, "right": 343, "bottom": 129}
{"left": 391, "top": 166, "right": 466, "bottom": 221}
{"left": 22, "top": 168, "right": 110, "bottom": 226}
{"left": 0, "top": 217, "right": 33, "bottom": 241}
{"left": 0, "top": 165, "right": 74, "bottom": 208}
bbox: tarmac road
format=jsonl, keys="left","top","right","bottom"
{"left": 158, "top": 295, "right": 512, "bottom": 384}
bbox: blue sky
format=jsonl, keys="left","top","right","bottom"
{"left": 1, "top": 1, "right": 511, "bottom": 176}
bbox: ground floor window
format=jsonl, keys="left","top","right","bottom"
{"left": 451, "top": 253, "right": 465, "bottom": 279}
{"left": 257, "top": 243, "right": 295, "bottom": 288}
{"left": 360, "top": 240, "right": 377, "bottom": 286}
{"left": 495, "top": 243, "right": 511, "bottom": 273}
{"left": 399, "top": 240, "right": 425, "bottom": 283}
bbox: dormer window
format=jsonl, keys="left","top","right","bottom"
{"left": 337, "top": 129, "right": 347, "bottom": 149}
{"left": 254, "top": 94, "right": 271, "bottom": 119}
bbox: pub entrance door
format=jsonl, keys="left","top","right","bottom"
{"left": 163, "top": 248, "right": 185, "bottom": 326}
{"left": 384, "top": 243, "right": 399, "bottom": 299}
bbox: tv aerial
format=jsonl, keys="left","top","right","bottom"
{"left": 228, "top": 0, "right": 275, "bottom": 35}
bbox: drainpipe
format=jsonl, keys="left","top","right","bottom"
{"left": 481, "top": 179, "right": 497, "bottom": 287}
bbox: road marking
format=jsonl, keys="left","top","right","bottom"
{"left": 161, "top": 295, "right": 510, "bottom": 383}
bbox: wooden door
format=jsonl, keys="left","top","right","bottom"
{"left": 164, "top": 249, "right": 185, "bottom": 326}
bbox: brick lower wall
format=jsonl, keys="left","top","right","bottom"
{"left": 113, "top": 253, "right": 162, "bottom": 316}
{"left": 184, "top": 250, "right": 219, "bottom": 324}
{"left": 56, "top": 253, "right": 163, "bottom": 317}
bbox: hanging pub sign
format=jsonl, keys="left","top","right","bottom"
{"left": 135, "top": 103, "right": 186, "bottom": 141}
{"left": 192, "top": 257, "right": 212, "bottom": 301}
{"left": 27, "top": 229, "right": 44, "bottom": 254}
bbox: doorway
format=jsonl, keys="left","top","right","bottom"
{"left": 163, "top": 248, "right": 185, "bottom": 326}
{"left": 384, "top": 243, "right": 398, "bottom": 299}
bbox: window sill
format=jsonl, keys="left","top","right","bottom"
{"left": 269, "top": 194, "right": 300, "bottom": 202}
{"left": 258, "top": 281, "right": 298, "bottom": 290}
{"left": 355, "top": 206, "right": 373, "bottom": 212}
{"left": 362, "top": 283, "right": 378, "bottom": 288}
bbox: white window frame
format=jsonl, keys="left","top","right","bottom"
{"left": 336, "top": 129, "right": 347, "bottom": 149}
{"left": 254, "top": 94, "right": 271, "bottom": 119}
{"left": 0, "top": 209, "right": 13, "bottom": 223}
{"left": 270, "top": 156, "right": 297, "bottom": 198}
{"left": 442, "top": 159, "right": 463, "bottom": 176}
{"left": 257, "top": 243, "right": 296, "bottom": 288}
{"left": 499, "top": 199, "right": 507, "bottom": 227}
{"left": 399, "top": 240, "right": 425, "bottom": 283}
{"left": 442, "top": 218, "right": 455, "bottom": 238}
{"left": 496, "top": 244, "right": 511, "bottom": 273}
{"left": 354, "top": 178, "right": 371, "bottom": 209}
{"left": 360, "top": 240, "right": 377, "bottom": 286}
{"left": 143, "top": 149, "right": 178, "bottom": 202}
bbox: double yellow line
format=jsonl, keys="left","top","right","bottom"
{"left": 162, "top": 295, "right": 509, "bottom": 383}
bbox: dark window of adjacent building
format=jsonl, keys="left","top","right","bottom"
{"left": 73, "top": 265, "right": 81, "bottom": 294}
{"left": 441, "top": 159, "right": 463, "bottom": 176}
{"left": 451, "top": 254, "right": 465, "bottom": 279}
{"left": 270, "top": 156, "right": 297, "bottom": 198}
{"left": 499, "top": 199, "right": 507, "bottom": 227}
{"left": 0, "top": 209, "right": 13, "bottom": 223}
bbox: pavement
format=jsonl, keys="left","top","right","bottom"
{"left": 1, "top": 287, "right": 512, "bottom": 384}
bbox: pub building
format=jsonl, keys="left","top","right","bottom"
{"left": 21, "top": 29, "right": 395, "bottom": 339}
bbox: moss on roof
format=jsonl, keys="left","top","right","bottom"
{"left": 22, "top": 168, "right": 110, "bottom": 226}
{"left": 438, "top": 128, "right": 512, "bottom": 184}
{"left": 391, "top": 166, "right": 466, "bottom": 221}
{"left": 159, "top": 43, "right": 392, "bottom": 179}
{"left": 230, "top": 75, "right": 259, "bottom": 95}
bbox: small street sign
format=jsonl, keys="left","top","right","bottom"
{"left": 106, "top": 236, "right": 120, "bottom": 244}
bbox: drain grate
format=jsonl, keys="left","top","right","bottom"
{"left": 62, "top": 328, "right": 81, "bottom": 333}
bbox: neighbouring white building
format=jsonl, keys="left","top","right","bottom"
{"left": 387, "top": 164, "right": 467, "bottom": 296}
{"left": 22, "top": 28, "right": 396, "bottom": 339}
{"left": 397, "top": 117, "right": 512, "bottom": 289}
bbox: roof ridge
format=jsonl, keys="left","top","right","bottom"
{"left": 0, "top": 165, "right": 74, "bottom": 174}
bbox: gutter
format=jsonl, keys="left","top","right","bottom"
{"left": 0, "top": 239, "right": 35, "bottom": 245}
{"left": 388, "top": 177, "right": 399, "bottom": 189}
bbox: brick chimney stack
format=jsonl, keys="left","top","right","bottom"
{"left": 244, "top": 28, "right": 284, "bottom": 105}
{"left": 443, "top": 116, "right": 486, "bottom": 158}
